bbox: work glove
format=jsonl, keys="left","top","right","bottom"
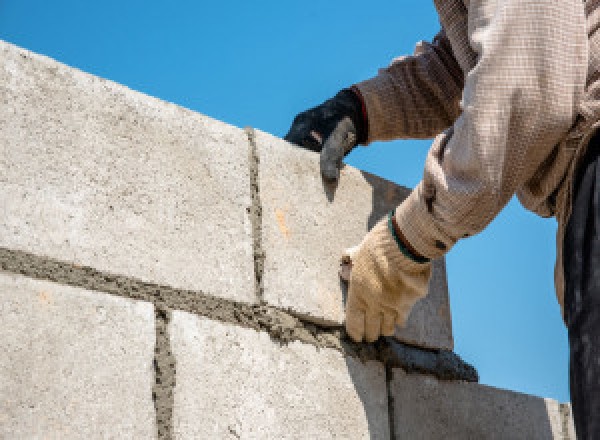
{"left": 285, "top": 88, "right": 367, "bottom": 182}
{"left": 340, "top": 212, "right": 432, "bottom": 343}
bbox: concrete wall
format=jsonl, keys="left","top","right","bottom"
{"left": 0, "top": 40, "right": 575, "bottom": 439}
{"left": 390, "top": 369, "right": 576, "bottom": 440}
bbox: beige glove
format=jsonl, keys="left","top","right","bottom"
{"left": 341, "top": 214, "right": 432, "bottom": 343}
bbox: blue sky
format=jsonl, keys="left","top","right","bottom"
{"left": 0, "top": 1, "right": 569, "bottom": 401}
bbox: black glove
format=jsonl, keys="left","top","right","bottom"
{"left": 285, "top": 88, "right": 367, "bottom": 181}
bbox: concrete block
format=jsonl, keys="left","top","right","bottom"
{"left": 390, "top": 369, "right": 568, "bottom": 439}
{"left": 255, "top": 129, "right": 453, "bottom": 350}
{"left": 0, "top": 271, "right": 155, "bottom": 439}
{"left": 561, "top": 403, "right": 577, "bottom": 439}
{"left": 0, "top": 40, "right": 255, "bottom": 304}
{"left": 400, "top": 258, "right": 452, "bottom": 349}
{"left": 170, "top": 311, "right": 390, "bottom": 439}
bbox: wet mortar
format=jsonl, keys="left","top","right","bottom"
{"left": 0, "top": 246, "right": 479, "bottom": 440}
{"left": 153, "top": 307, "right": 175, "bottom": 440}
{"left": 245, "top": 126, "right": 265, "bottom": 304}
{"left": 0, "top": 246, "right": 477, "bottom": 379}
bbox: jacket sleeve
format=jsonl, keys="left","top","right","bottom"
{"left": 355, "top": 30, "right": 464, "bottom": 142}
{"left": 393, "top": 0, "right": 587, "bottom": 259}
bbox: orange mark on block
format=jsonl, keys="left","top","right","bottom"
{"left": 38, "top": 291, "right": 52, "bottom": 304}
{"left": 275, "top": 208, "right": 291, "bottom": 238}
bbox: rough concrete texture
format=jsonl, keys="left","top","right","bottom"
{"left": 560, "top": 403, "right": 577, "bottom": 439}
{"left": 245, "top": 127, "right": 266, "bottom": 301}
{"left": 0, "top": 40, "right": 255, "bottom": 304}
{"left": 390, "top": 369, "right": 574, "bottom": 439}
{"left": 255, "top": 129, "right": 453, "bottom": 350}
{"left": 154, "top": 307, "right": 176, "bottom": 440}
{"left": 399, "top": 258, "right": 452, "bottom": 348}
{"left": 170, "top": 311, "right": 390, "bottom": 439}
{"left": 0, "top": 271, "right": 155, "bottom": 439}
{"left": 1, "top": 247, "right": 475, "bottom": 383}
{"left": 0, "top": 247, "right": 353, "bottom": 354}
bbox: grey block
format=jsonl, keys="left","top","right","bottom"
{"left": 170, "top": 311, "right": 390, "bottom": 440}
{"left": 0, "top": 271, "right": 155, "bottom": 439}
{"left": 561, "top": 403, "right": 577, "bottom": 439}
{"left": 255, "top": 129, "right": 453, "bottom": 350}
{"left": 390, "top": 369, "right": 568, "bottom": 439}
{"left": 399, "top": 258, "right": 452, "bottom": 349}
{"left": 0, "top": 40, "right": 255, "bottom": 304}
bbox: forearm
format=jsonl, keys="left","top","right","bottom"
{"left": 355, "top": 31, "right": 463, "bottom": 143}
{"left": 394, "top": 0, "right": 587, "bottom": 259}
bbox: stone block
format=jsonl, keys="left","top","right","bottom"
{"left": 561, "top": 403, "right": 577, "bottom": 439}
{"left": 255, "top": 129, "right": 453, "bottom": 350}
{"left": 390, "top": 369, "right": 569, "bottom": 439}
{"left": 399, "top": 258, "right": 452, "bottom": 349}
{"left": 0, "top": 41, "right": 255, "bottom": 304}
{"left": 0, "top": 271, "right": 155, "bottom": 439}
{"left": 170, "top": 311, "right": 390, "bottom": 439}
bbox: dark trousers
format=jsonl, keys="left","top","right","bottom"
{"left": 564, "top": 132, "right": 600, "bottom": 439}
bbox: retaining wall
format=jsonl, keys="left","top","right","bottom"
{"left": 0, "top": 40, "right": 575, "bottom": 439}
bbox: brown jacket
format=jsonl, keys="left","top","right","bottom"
{"left": 355, "top": 0, "right": 600, "bottom": 314}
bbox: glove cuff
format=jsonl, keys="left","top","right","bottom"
{"left": 349, "top": 86, "right": 369, "bottom": 145}
{"left": 388, "top": 209, "right": 430, "bottom": 264}
{"left": 336, "top": 88, "right": 368, "bottom": 145}
{"left": 351, "top": 217, "right": 432, "bottom": 330}
{"left": 366, "top": 218, "right": 432, "bottom": 275}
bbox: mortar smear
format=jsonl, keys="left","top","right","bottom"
{"left": 153, "top": 307, "right": 175, "bottom": 440}
{"left": 0, "top": 246, "right": 477, "bottom": 381}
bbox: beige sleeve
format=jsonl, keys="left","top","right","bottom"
{"left": 355, "top": 30, "right": 464, "bottom": 143}
{"left": 395, "top": 0, "right": 587, "bottom": 259}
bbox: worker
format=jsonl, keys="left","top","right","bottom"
{"left": 285, "top": 0, "right": 598, "bottom": 437}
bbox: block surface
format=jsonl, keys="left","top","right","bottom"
{"left": 0, "top": 41, "right": 254, "bottom": 304}
{"left": 170, "top": 311, "right": 390, "bottom": 439}
{"left": 391, "top": 369, "right": 568, "bottom": 439}
{"left": 0, "top": 272, "right": 155, "bottom": 439}
{"left": 256, "top": 129, "right": 453, "bottom": 349}
{"left": 399, "top": 258, "right": 452, "bottom": 348}
{"left": 562, "top": 404, "right": 577, "bottom": 439}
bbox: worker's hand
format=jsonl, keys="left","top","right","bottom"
{"left": 285, "top": 88, "right": 367, "bottom": 181}
{"left": 341, "top": 215, "right": 432, "bottom": 343}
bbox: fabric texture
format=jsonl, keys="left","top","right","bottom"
{"left": 354, "top": 0, "right": 600, "bottom": 313}
{"left": 564, "top": 135, "right": 600, "bottom": 439}
{"left": 341, "top": 218, "right": 431, "bottom": 343}
{"left": 284, "top": 88, "right": 366, "bottom": 181}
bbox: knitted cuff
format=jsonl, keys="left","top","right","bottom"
{"left": 349, "top": 86, "right": 369, "bottom": 145}
{"left": 334, "top": 88, "right": 367, "bottom": 145}
{"left": 388, "top": 210, "right": 430, "bottom": 264}
{"left": 394, "top": 186, "right": 456, "bottom": 260}
{"left": 367, "top": 218, "right": 431, "bottom": 275}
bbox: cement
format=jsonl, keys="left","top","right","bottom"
{"left": 255, "top": 128, "right": 454, "bottom": 350}
{"left": 154, "top": 307, "right": 176, "bottom": 440}
{"left": 245, "top": 127, "right": 265, "bottom": 303}
{"left": 385, "top": 368, "right": 397, "bottom": 440}
{"left": 0, "top": 39, "right": 255, "bottom": 305}
{"left": 560, "top": 403, "right": 576, "bottom": 439}
{"left": 390, "top": 369, "right": 572, "bottom": 439}
{"left": 171, "top": 312, "right": 390, "bottom": 439}
{"left": 378, "top": 337, "right": 478, "bottom": 383}
{"left": 0, "top": 246, "right": 476, "bottom": 382}
{"left": 0, "top": 271, "right": 156, "bottom": 438}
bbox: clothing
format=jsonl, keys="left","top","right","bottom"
{"left": 284, "top": 89, "right": 366, "bottom": 152}
{"left": 564, "top": 134, "right": 600, "bottom": 439}
{"left": 341, "top": 215, "right": 432, "bottom": 343}
{"left": 355, "top": 0, "right": 600, "bottom": 313}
